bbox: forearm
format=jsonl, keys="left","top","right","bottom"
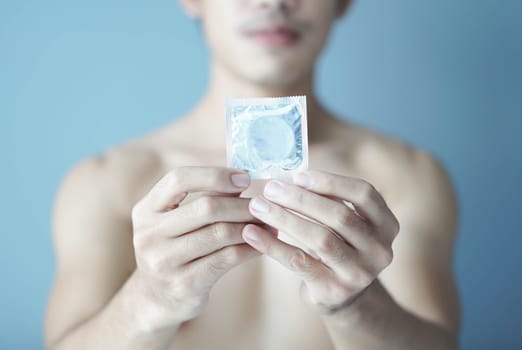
{"left": 48, "top": 271, "right": 180, "bottom": 350}
{"left": 322, "top": 280, "right": 458, "bottom": 350}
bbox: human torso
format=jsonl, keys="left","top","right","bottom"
{"left": 116, "top": 116, "right": 403, "bottom": 350}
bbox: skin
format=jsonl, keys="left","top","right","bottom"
{"left": 45, "top": 0, "right": 461, "bottom": 349}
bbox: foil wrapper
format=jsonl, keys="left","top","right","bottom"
{"left": 225, "top": 96, "right": 308, "bottom": 179}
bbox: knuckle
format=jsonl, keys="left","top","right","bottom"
{"left": 371, "top": 240, "right": 393, "bottom": 266}
{"left": 133, "top": 232, "right": 153, "bottom": 253}
{"left": 208, "top": 247, "right": 241, "bottom": 274}
{"left": 355, "top": 267, "right": 374, "bottom": 287}
{"left": 358, "top": 181, "right": 376, "bottom": 204}
{"left": 324, "top": 176, "right": 336, "bottom": 192}
{"left": 315, "top": 231, "right": 337, "bottom": 256}
{"left": 391, "top": 215, "right": 401, "bottom": 235}
{"left": 330, "top": 243, "right": 350, "bottom": 264}
{"left": 215, "top": 168, "right": 231, "bottom": 185}
{"left": 379, "top": 245, "right": 394, "bottom": 267}
{"left": 133, "top": 221, "right": 167, "bottom": 254}
{"left": 211, "top": 222, "right": 235, "bottom": 241}
{"left": 131, "top": 201, "right": 150, "bottom": 229}
{"left": 290, "top": 249, "right": 309, "bottom": 272}
{"left": 131, "top": 200, "right": 143, "bottom": 221}
{"left": 333, "top": 205, "right": 355, "bottom": 228}
{"left": 343, "top": 266, "right": 372, "bottom": 289}
{"left": 196, "top": 196, "right": 218, "bottom": 216}
{"left": 208, "top": 223, "right": 222, "bottom": 241}
{"left": 132, "top": 234, "right": 144, "bottom": 251}
{"left": 165, "top": 168, "right": 183, "bottom": 187}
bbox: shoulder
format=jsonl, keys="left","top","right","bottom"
{"left": 342, "top": 122, "right": 455, "bottom": 206}
{"left": 368, "top": 130, "right": 457, "bottom": 230}
{"left": 394, "top": 147, "right": 459, "bottom": 251}
{"left": 334, "top": 120, "right": 458, "bottom": 242}
{"left": 54, "top": 140, "right": 166, "bottom": 221}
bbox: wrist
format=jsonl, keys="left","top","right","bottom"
{"left": 321, "top": 279, "right": 395, "bottom": 329}
{"left": 122, "top": 270, "right": 184, "bottom": 334}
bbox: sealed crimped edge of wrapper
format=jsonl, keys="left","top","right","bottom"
{"left": 225, "top": 96, "right": 309, "bottom": 179}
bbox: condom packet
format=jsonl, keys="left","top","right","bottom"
{"left": 225, "top": 96, "right": 308, "bottom": 179}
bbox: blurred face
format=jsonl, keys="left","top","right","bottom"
{"left": 182, "top": 0, "right": 347, "bottom": 87}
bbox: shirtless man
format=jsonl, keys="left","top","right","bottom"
{"left": 45, "top": 0, "right": 460, "bottom": 349}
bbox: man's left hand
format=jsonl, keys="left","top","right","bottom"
{"left": 243, "top": 170, "right": 400, "bottom": 315}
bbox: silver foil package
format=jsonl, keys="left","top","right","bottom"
{"left": 225, "top": 96, "right": 308, "bottom": 179}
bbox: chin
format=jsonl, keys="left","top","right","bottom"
{"left": 253, "top": 75, "right": 302, "bottom": 88}
{"left": 242, "top": 65, "right": 310, "bottom": 89}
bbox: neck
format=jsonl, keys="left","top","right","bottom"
{"left": 206, "top": 60, "right": 317, "bottom": 99}
{"left": 179, "top": 62, "right": 334, "bottom": 149}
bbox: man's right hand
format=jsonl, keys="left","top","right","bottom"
{"left": 130, "top": 167, "right": 261, "bottom": 329}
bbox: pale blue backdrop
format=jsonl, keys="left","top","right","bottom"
{"left": 1, "top": 0, "right": 521, "bottom": 348}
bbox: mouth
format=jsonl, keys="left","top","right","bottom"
{"left": 245, "top": 25, "right": 302, "bottom": 48}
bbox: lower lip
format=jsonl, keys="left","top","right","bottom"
{"left": 248, "top": 30, "right": 301, "bottom": 48}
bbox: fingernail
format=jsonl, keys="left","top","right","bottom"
{"left": 251, "top": 197, "right": 269, "bottom": 213}
{"left": 293, "top": 172, "right": 312, "bottom": 188}
{"left": 231, "top": 173, "right": 250, "bottom": 188}
{"left": 243, "top": 225, "right": 260, "bottom": 242}
{"left": 264, "top": 181, "right": 284, "bottom": 198}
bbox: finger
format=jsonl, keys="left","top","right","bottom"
{"left": 249, "top": 196, "right": 356, "bottom": 273}
{"left": 293, "top": 170, "right": 397, "bottom": 228}
{"left": 144, "top": 167, "right": 250, "bottom": 212}
{"left": 158, "top": 196, "right": 260, "bottom": 237}
{"left": 171, "top": 223, "right": 249, "bottom": 265}
{"left": 242, "top": 224, "right": 332, "bottom": 285}
{"left": 263, "top": 180, "right": 372, "bottom": 250}
{"left": 183, "top": 244, "right": 261, "bottom": 290}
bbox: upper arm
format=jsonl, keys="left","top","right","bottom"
{"left": 44, "top": 156, "right": 136, "bottom": 347}
{"left": 380, "top": 151, "right": 460, "bottom": 333}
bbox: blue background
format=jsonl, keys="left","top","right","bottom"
{"left": 1, "top": 0, "right": 521, "bottom": 348}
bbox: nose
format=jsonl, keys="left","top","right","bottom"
{"left": 251, "top": 0, "right": 299, "bottom": 15}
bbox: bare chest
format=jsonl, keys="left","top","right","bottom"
{"left": 169, "top": 256, "right": 334, "bottom": 350}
